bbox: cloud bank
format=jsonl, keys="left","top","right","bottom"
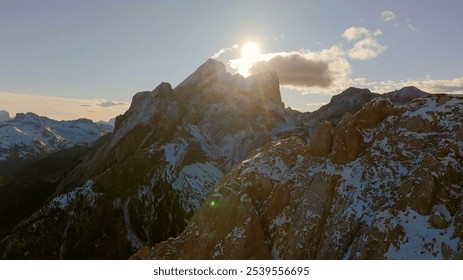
{"left": 0, "top": 91, "right": 129, "bottom": 121}
{"left": 352, "top": 76, "right": 463, "bottom": 94}
{"left": 243, "top": 46, "right": 351, "bottom": 93}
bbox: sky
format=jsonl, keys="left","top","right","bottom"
{"left": 1, "top": 0, "right": 462, "bottom": 120}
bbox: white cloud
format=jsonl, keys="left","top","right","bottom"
{"left": 0, "top": 91, "right": 129, "bottom": 121}
{"left": 211, "top": 44, "right": 238, "bottom": 59}
{"left": 342, "top": 26, "right": 371, "bottom": 41}
{"left": 351, "top": 76, "right": 463, "bottom": 94}
{"left": 230, "top": 46, "right": 351, "bottom": 94}
{"left": 372, "top": 29, "right": 383, "bottom": 36}
{"left": 347, "top": 37, "right": 386, "bottom": 60}
{"left": 381, "top": 10, "right": 397, "bottom": 22}
{"left": 342, "top": 26, "right": 386, "bottom": 60}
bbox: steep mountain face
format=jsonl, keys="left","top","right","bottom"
{"left": 140, "top": 94, "right": 463, "bottom": 260}
{"left": 0, "top": 59, "right": 300, "bottom": 259}
{"left": 0, "top": 112, "right": 112, "bottom": 162}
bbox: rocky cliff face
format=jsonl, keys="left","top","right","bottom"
{"left": 0, "top": 59, "right": 300, "bottom": 259}
{"left": 140, "top": 94, "right": 463, "bottom": 260}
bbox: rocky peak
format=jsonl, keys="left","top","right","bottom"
{"left": 330, "top": 87, "right": 375, "bottom": 106}
{"left": 129, "top": 83, "right": 173, "bottom": 110}
{"left": 244, "top": 71, "right": 283, "bottom": 107}
{"left": 175, "top": 58, "right": 283, "bottom": 108}
{"left": 301, "top": 87, "right": 379, "bottom": 136}
{"left": 14, "top": 112, "right": 42, "bottom": 121}
{"left": 383, "top": 86, "right": 429, "bottom": 104}
{"left": 175, "top": 58, "right": 227, "bottom": 90}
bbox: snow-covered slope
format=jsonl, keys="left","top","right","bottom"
{"left": 141, "top": 94, "right": 463, "bottom": 260}
{"left": 0, "top": 112, "right": 112, "bottom": 161}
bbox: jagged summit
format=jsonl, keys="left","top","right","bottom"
{"left": 174, "top": 58, "right": 283, "bottom": 107}
{"left": 175, "top": 58, "right": 228, "bottom": 90}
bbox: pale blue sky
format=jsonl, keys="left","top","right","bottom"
{"left": 1, "top": 0, "right": 462, "bottom": 115}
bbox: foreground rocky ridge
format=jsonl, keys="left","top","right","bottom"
{"left": 140, "top": 94, "right": 463, "bottom": 260}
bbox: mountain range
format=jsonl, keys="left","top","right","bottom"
{"left": 0, "top": 59, "right": 461, "bottom": 259}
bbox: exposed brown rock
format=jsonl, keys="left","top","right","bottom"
{"left": 353, "top": 98, "right": 396, "bottom": 129}
{"left": 331, "top": 113, "right": 364, "bottom": 164}
{"left": 309, "top": 121, "right": 333, "bottom": 157}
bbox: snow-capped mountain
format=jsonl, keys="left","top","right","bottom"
{"left": 0, "top": 112, "right": 112, "bottom": 161}
{"left": 2, "top": 58, "right": 461, "bottom": 260}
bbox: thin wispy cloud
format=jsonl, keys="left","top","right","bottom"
{"left": 380, "top": 10, "right": 417, "bottom": 31}
{"left": 381, "top": 10, "right": 397, "bottom": 22}
{"left": 406, "top": 19, "right": 418, "bottom": 31}
{"left": 273, "top": 33, "right": 285, "bottom": 41}
{"left": 211, "top": 44, "right": 239, "bottom": 59}
{"left": 97, "top": 101, "right": 128, "bottom": 107}
{"left": 0, "top": 91, "right": 129, "bottom": 121}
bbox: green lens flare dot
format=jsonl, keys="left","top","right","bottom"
{"left": 210, "top": 201, "right": 216, "bottom": 207}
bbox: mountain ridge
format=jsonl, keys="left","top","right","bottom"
{"left": 2, "top": 58, "right": 460, "bottom": 260}
{"left": 0, "top": 112, "right": 112, "bottom": 162}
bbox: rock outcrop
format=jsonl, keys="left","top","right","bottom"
{"left": 142, "top": 94, "right": 463, "bottom": 260}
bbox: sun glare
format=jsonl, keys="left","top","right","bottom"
{"left": 241, "top": 42, "right": 261, "bottom": 59}
{"left": 229, "top": 41, "right": 262, "bottom": 77}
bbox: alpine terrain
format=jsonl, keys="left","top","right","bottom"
{"left": 1, "top": 59, "right": 462, "bottom": 260}
{"left": 0, "top": 114, "right": 112, "bottom": 242}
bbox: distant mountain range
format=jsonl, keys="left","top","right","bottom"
{"left": 1, "top": 59, "right": 462, "bottom": 260}
{"left": 0, "top": 112, "right": 112, "bottom": 162}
